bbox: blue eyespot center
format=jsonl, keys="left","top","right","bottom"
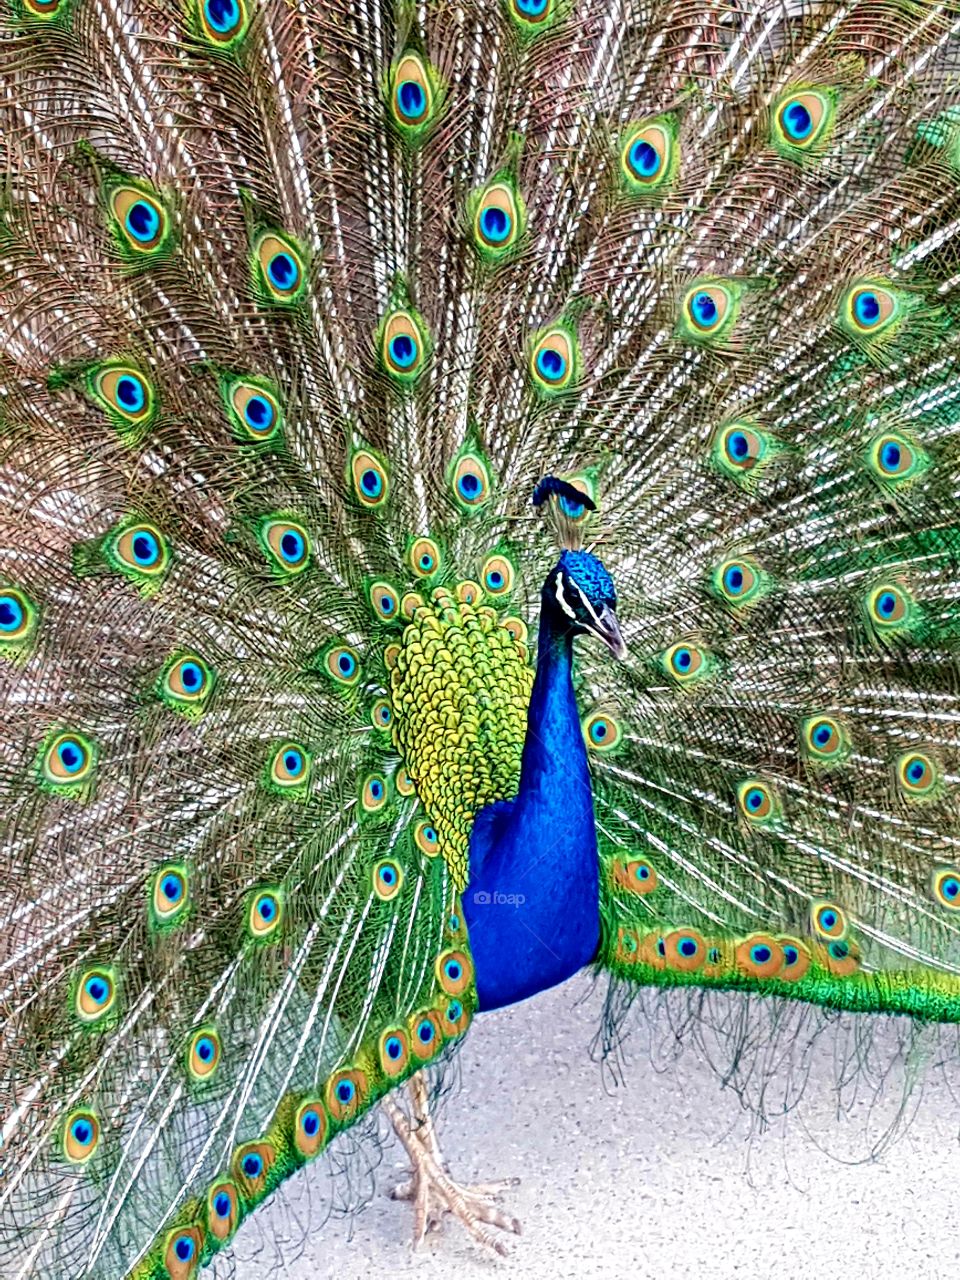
{"left": 284, "top": 750, "right": 303, "bottom": 775}
{"left": 361, "top": 468, "right": 382, "bottom": 496}
{"left": 370, "top": 780, "right": 383, "bottom": 799}
{"left": 161, "top": 873, "right": 183, "bottom": 902}
{"left": 723, "top": 565, "right": 744, "bottom": 594}
{"left": 943, "top": 878, "right": 960, "bottom": 900}
{"left": 72, "top": 1118, "right": 92, "bottom": 1144}
{"left": 126, "top": 200, "right": 160, "bottom": 242}
{"left": 783, "top": 946, "right": 799, "bottom": 966}
{"left": 908, "top": 759, "right": 927, "bottom": 783}
{"left": 445, "top": 960, "right": 462, "bottom": 979}
{"left": 880, "top": 441, "right": 901, "bottom": 471}
{"left": 380, "top": 865, "right": 397, "bottom": 886}
{"left": 398, "top": 80, "right": 425, "bottom": 119}
{"left": 814, "top": 724, "right": 832, "bottom": 747}
{"left": 829, "top": 940, "right": 849, "bottom": 960}
{"left": 389, "top": 333, "right": 417, "bottom": 368}
{"left": 206, "top": 0, "right": 240, "bottom": 32}
{"left": 536, "top": 347, "right": 566, "bottom": 381}
{"left": 559, "top": 495, "right": 584, "bottom": 518}
{"left": 635, "top": 864, "right": 650, "bottom": 880}
{"left": 242, "top": 1153, "right": 263, "bottom": 1178}
{"left": 516, "top": 0, "right": 548, "bottom": 15}
{"left": 424, "top": 827, "right": 437, "bottom": 842}
{"left": 245, "top": 395, "right": 274, "bottom": 429}
{"left": 820, "top": 909, "right": 837, "bottom": 929}
{"left": 258, "top": 896, "right": 276, "bottom": 921}
{"left": 280, "top": 530, "right": 305, "bottom": 562}
{"left": 481, "top": 206, "right": 510, "bottom": 242}
{"left": 783, "top": 100, "right": 812, "bottom": 140}
{"left": 386, "top": 1036, "right": 403, "bottom": 1060}
{"left": 675, "top": 648, "right": 692, "bottom": 671}
{"left": 302, "top": 1109, "right": 319, "bottom": 1136}
{"left": 132, "top": 532, "right": 159, "bottom": 566}
{"left": 591, "top": 722, "right": 608, "bottom": 742}
{"left": 180, "top": 662, "right": 203, "bottom": 691}
{"left": 854, "top": 290, "right": 881, "bottom": 326}
{"left": 337, "top": 1080, "right": 355, "bottom": 1103}
{"left": 0, "top": 596, "right": 24, "bottom": 631}
{"left": 751, "top": 945, "right": 771, "bottom": 965}
{"left": 58, "top": 740, "right": 84, "bottom": 772}
{"left": 268, "top": 252, "right": 299, "bottom": 291}
{"left": 338, "top": 652, "right": 355, "bottom": 676}
{"left": 116, "top": 375, "right": 145, "bottom": 411}
{"left": 691, "top": 291, "right": 718, "bottom": 327}
{"left": 877, "top": 591, "right": 897, "bottom": 618}
{"left": 746, "top": 787, "right": 765, "bottom": 812}
{"left": 629, "top": 138, "right": 660, "bottom": 178}
{"left": 729, "top": 431, "right": 749, "bottom": 459}
{"left": 85, "top": 976, "right": 108, "bottom": 1002}
{"left": 418, "top": 1020, "right": 434, "bottom": 1043}
{"left": 214, "top": 1192, "right": 232, "bottom": 1218}
{"left": 459, "top": 471, "right": 481, "bottom": 497}
{"left": 197, "top": 1037, "right": 214, "bottom": 1062}
{"left": 679, "top": 937, "right": 697, "bottom": 958}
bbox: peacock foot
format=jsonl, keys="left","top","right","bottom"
{"left": 383, "top": 1080, "right": 522, "bottom": 1256}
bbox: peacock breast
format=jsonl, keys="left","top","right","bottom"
{"left": 388, "top": 585, "right": 534, "bottom": 888}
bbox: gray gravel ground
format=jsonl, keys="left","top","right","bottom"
{"left": 226, "top": 974, "right": 960, "bottom": 1280}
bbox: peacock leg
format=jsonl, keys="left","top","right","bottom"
{"left": 383, "top": 1075, "right": 522, "bottom": 1256}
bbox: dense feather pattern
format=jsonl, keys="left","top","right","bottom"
{"left": 2, "top": 0, "right": 960, "bottom": 1275}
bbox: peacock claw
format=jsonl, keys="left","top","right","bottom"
{"left": 383, "top": 1088, "right": 522, "bottom": 1257}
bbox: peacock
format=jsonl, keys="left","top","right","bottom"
{"left": 2, "top": 0, "right": 960, "bottom": 1273}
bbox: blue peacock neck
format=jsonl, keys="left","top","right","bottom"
{"left": 463, "top": 590, "right": 601, "bottom": 1011}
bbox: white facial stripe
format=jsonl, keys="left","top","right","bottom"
{"left": 554, "top": 571, "right": 576, "bottom": 619}
{"left": 580, "top": 592, "right": 603, "bottom": 630}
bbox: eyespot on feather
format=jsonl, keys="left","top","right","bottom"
{"left": 612, "top": 858, "right": 658, "bottom": 894}
{"left": 351, "top": 450, "right": 389, "bottom": 508}
{"left": 63, "top": 1110, "right": 100, "bottom": 1164}
{"left": 110, "top": 185, "right": 169, "bottom": 254}
{"left": 409, "top": 538, "right": 441, "bottom": 578}
{"left": 663, "top": 929, "right": 706, "bottom": 973}
{"left": 75, "top": 967, "right": 116, "bottom": 1023}
{"left": 414, "top": 820, "right": 440, "bottom": 857}
{"left": 206, "top": 1182, "right": 240, "bottom": 1242}
{"left": 529, "top": 325, "right": 577, "bottom": 393}
{"left": 583, "top": 711, "right": 621, "bottom": 752}
{"left": 228, "top": 379, "right": 282, "bottom": 443}
{"left": 409, "top": 1010, "right": 443, "bottom": 1061}
{"left": 735, "top": 933, "right": 783, "bottom": 979}
{"left": 373, "top": 858, "right": 403, "bottom": 901}
{"left": 232, "top": 1141, "right": 276, "bottom": 1196}
{"left": 810, "top": 900, "right": 847, "bottom": 940}
{"left": 324, "top": 645, "right": 361, "bottom": 686}
{"left": 253, "top": 231, "right": 306, "bottom": 304}
{"left": 620, "top": 118, "right": 678, "bottom": 194}
{"left": 151, "top": 863, "right": 189, "bottom": 925}
{"left": 361, "top": 773, "right": 388, "bottom": 813}
{"left": 379, "top": 1028, "right": 411, "bottom": 1078}
{"left": 777, "top": 937, "right": 812, "bottom": 983}
{"left": 480, "top": 553, "right": 515, "bottom": 596}
{"left": 931, "top": 866, "right": 960, "bottom": 910}
{"left": 0, "top": 585, "right": 39, "bottom": 651}
{"left": 187, "top": 1028, "right": 221, "bottom": 1081}
{"left": 247, "top": 888, "right": 283, "bottom": 940}
{"left": 435, "top": 949, "right": 473, "bottom": 995}
{"left": 325, "top": 1068, "right": 367, "bottom": 1123}
{"left": 895, "top": 750, "right": 941, "bottom": 800}
{"left": 294, "top": 1098, "right": 328, "bottom": 1159}
{"left": 801, "top": 715, "right": 851, "bottom": 766}
{"left": 197, "top": 0, "right": 249, "bottom": 45}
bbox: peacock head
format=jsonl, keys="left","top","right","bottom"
{"left": 544, "top": 548, "right": 626, "bottom": 658}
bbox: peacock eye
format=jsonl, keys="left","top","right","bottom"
{"left": 772, "top": 89, "right": 835, "bottom": 155}
{"left": 620, "top": 119, "right": 678, "bottom": 195}
{"left": 187, "top": 1027, "right": 221, "bottom": 1079}
{"left": 373, "top": 858, "right": 403, "bottom": 900}
{"left": 324, "top": 644, "right": 361, "bottom": 685}
{"left": 380, "top": 308, "right": 429, "bottom": 382}
{"left": 260, "top": 518, "right": 310, "bottom": 574}
{"left": 254, "top": 231, "right": 306, "bottom": 304}
{"left": 361, "top": 773, "right": 388, "bottom": 812}
{"left": 113, "top": 523, "right": 170, "bottom": 579}
{"left": 350, "top": 449, "right": 389, "bottom": 507}
{"left": 76, "top": 967, "right": 116, "bottom": 1021}
{"left": 409, "top": 537, "right": 441, "bottom": 578}
{"left": 473, "top": 182, "right": 525, "bottom": 259}
{"left": 201, "top": 0, "right": 248, "bottom": 41}
{"left": 64, "top": 1110, "right": 100, "bottom": 1163}
{"left": 248, "top": 889, "right": 283, "bottom": 939}
{"left": 295, "top": 1099, "right": 327, "bottom": 1158}
{"left": 528, "top": 323, "right": 579, "bottom": 395}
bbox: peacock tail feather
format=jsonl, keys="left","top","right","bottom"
{"left": 2, "top": 0, "right": 960, "bottom": 1275}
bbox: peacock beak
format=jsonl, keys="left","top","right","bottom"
{"left": 589, "top": 605, "right": 627, "bottom": 660}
